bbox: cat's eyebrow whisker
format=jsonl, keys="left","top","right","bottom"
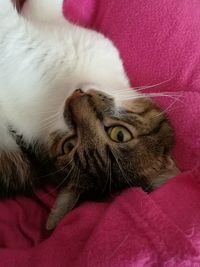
{"left": 132, "top": 77, "right": 174, "bottom": 91}
{"left": 153, "top": 98, "right": 181, "bottom": 118}
{"left": 116, "top": 92, "right": 184, "bottom": 104}
{"left": 116, "top": 91, "right": 182, "bottom": 98}
{"left": 143, "top": 92, "right": 184, "bottom": 103}
{"left": 111, "top": 78, "right": 174, "bottom": 94}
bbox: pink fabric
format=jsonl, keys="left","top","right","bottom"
{"left": 1, "top": 170, "right": 200, "bottom": 266}
{"left": 64, "top": 0, "right": 200, "bottom": 171}
{"left": 0, "top": 0, "right": 200, "bottom": 266}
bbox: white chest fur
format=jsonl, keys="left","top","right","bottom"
{"left": 0, "top": 0, "right": 131, "bottom": 150}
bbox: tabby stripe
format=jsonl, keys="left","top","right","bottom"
{"left": 126, "top": 107, "right": 152, "bottom": 116}
{"left": 73, "top": 151, "right": 80, "bottom": 164}
{"left": 87, "top": 149, "right": 102, "bottom": 172}
{"left": 94, "top": 149, "right": 106, "bottom": 168}
{"left": 83, "top": 150, "right": 90, "bottom": 170}
{"left": 139, "top": 119, "right": 168, "bottom": 137}
{"left": 92, "top": 153, "right": 102, "bottom": 172}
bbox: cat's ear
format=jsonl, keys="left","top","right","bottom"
{"left": 151, "top": 156, "right": 180, "bottom": 189}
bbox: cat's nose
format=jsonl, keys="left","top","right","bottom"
{"left": 75, "top": 88, "right": 83, "bottom": 93}
{"left": 71, "top": 89, "right": 85, "bottom": 99}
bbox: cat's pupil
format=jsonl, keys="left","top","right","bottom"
{"left": 117, "top": 131, "right": 124, "bottom": 142}
{"left": 68, "top": 142, "right": 74, "bottom": 151}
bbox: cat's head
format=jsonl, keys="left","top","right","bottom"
{"left": 48, "top": 89, "right": 178, "bottom": 198}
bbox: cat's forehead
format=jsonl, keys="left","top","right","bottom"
{"left": 89, "top": 88, "right": 157, "bottom": 113}
{"left": 77, "top": 85, "right": 140, "bottom": 106}
{"left": 107, "top": 96, "right": 165, "bottom": 135}
{"left": 115, "top": 96, "right": 160, "bottom": 117}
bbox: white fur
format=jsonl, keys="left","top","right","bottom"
{"left": 0, "top": 0, "right": 133, "bottom": 152}
{"left": 22, "top": 0, "right": 66, "bottom": 24}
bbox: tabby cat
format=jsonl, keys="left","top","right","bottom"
{"left": 46, "top": 88, "right": 178, "bottom": 230}
{"left": 0, "top": 1, "right": 178, "bottom": 230}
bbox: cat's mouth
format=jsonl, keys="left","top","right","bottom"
{"left": 63, "top": 89, "right": 114, "bottom": 126}
{"left": 67, "top": 88, "right": 90, "bottom": 112}
{"left": 64, "top": 89, "right": 96, "bottom": 126}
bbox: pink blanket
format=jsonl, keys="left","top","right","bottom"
{"left": 1, "top": 0, "right": 200, "bottom": 266}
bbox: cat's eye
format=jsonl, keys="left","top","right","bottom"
{"left": 107, "top": 126, "right": 132, "bottom": 142}
{"left": 62, "top": 137, "right": 77, "bottom": 154}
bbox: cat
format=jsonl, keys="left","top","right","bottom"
{"left": 0, "top": 0, "right": 178, "bottom": 230}
{"left": 46, "top": 88, "right": 179, "bottom": 230}
{"left": 0, "top": 0, "right": 130, "bottom": 196}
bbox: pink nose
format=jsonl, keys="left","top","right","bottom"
{"left": 72, "top": 89, "right": 84, "bottom": 97}
{"left": 71, "top": 89, "right": 85, "bottom": 99}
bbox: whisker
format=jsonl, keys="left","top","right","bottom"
{"left": 116, "top": 92, "right": 184, "bottom": 104}
{"left": 40, "top": 113, "right": 60, "bottom": 123}
{"left": 153, "top": 98, "right": 181, "bottom": 117}
{"left": 132, "top": 77, "right": 174, "bottom": 91}
{"left": 37, "top": 160, "right": 73, "bottom": 180}
{"left": 38, "top": 118, "right": 59, "bottom": 131}
{"left": 116, "top": 91, "right": 182, "bottom": 98}
{"left": 143, "top": 92, "right": 184, "bottom": 103}
{"left": 72, "top": 166, "right": 80, "bottom": 192}
{"left": 110, "top": 147, "right": 133, "bottom": 188}
{"left": 34, "top": 107, "right": 59, "bottom": 115}
{"left": 109, "top": 78, "right": 174, "bottom": 94}
{"left": 103, "top": 156, "right": 111, "bottom": 194}
{"left": 38, "top": 160, "right": 74, "bottom": 198}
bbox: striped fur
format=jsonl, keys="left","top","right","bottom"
{"left": 46, "top": 89, "right": 179, "bottom": 229}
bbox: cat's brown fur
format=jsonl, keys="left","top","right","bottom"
{"left": 46, "top": 89, "right": 179, "bottom": 230}
{"left": 0, "top": 151, "right": 33, "bottom": 197}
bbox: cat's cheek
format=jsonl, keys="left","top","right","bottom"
{"left": 53, "top": 154, "right": 71, "bottom": 171}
